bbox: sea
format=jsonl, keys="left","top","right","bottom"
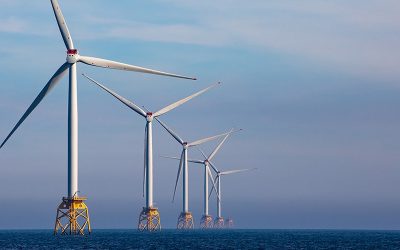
{"left": 0, "top": 229, "right": 400, "bottom": 249}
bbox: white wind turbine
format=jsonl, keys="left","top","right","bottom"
{"left": 209, "top": 166, "right": 256, "bottom": 228}
{"left": 83, "top": 75, "right": 218, "bottom": 231}
{"left": 156, "top": 118, "right": 236, "bottom": 229}
{"left": 162, "top": 128, "right": 241, "bottom": 229}
{"left": 0, "top": 0, "right": 195, "bottom": 235}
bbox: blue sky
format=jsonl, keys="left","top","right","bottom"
{"left": 1, "top": 0, "right": 400, "bottom": 229}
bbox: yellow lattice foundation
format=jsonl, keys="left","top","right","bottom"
{"left": 225, "top": 218, "right": 234, "bottom": 228}
{"left": 138, "top": 207, "right": 161, "bottom": 231}
{"left": 200, "top": 215, "right": 213, "bottom": 229}
{"left": 214, "top": 216, "right": 224, "bottom": 229}
{"left": 54, "top": 197, "right": 91, "bottom": 235}
{"left": 177, "top": 212, "right": 194, "bottom": 229}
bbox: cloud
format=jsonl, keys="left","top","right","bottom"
{"left": 1, "top": 0, "right": 400, "bottom": 80}
{"left": 77, "top": 0, "right": 400, "bottom": 80}
{"left": 0, "top": 17, "right": 27, "bottom": 33}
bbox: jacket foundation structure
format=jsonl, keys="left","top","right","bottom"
{"left": 54, "top": 196, "right": 91, "bottom": 235}
{"left": 138, "top": 207, "right": 161, "bottom": 231}
{"left": 200, "top": 215, "right": 213, "bottom": 229}
{"left": 177, "top": 212, "right": 194, "bottom": 229}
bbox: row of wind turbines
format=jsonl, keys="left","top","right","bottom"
{"left": 0, "top": 0, "right": 255, "bottom": 234}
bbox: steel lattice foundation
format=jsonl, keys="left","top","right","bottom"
{"left": 177, "top": 212, "right": 194, "bottom": 229}
{"left": 54, "top": 197, "right": 91, "bottom": 235}
{"left": 214, "top": 216, "right": 224, "bottom": 229}
{"left": 200, "top": 215, "right": 213, "bottom": 229}
{"left": 138, "top": 207, "right": 161, "bottom": 231}
{"left": 225, "top": 218, "right": 234, "bottom": 228}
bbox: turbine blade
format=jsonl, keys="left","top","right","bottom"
{"left": 82, "top": 74, "right": 147, "bottom": 117}
{"left": 0, "top": 63, "right": 69, "bottom": 149}
{"left": 208, "top": 161, "right": 220, "bottom": 174}
{"left": 172, "top": 150, "right": 184, "bottom": 202}
{"left": 207, "top": 165, "right": 220, "bottom": 201}
{"left": 208, "top": 128, "right": 242, "bottom": 161}
{"left": 154, "top": 117, "right": 184, "bottom": 145}
{"left": 198, "top": 148, "right": 208, "bottom": 160}
{"left": 154, "top": 82, "right": 220, "bottom": 117}
{"left": 188, "top": 130, "right": 234, "bottom": 147}
{"left": 160, "top": 155, "right": 181, "bottom": 161}
{"left": 161, "top": 155, "right": 203, "bottom": 164}
{"left": 220, "top": 168, "right": 257, "bottom": 175}
{"left": 50, "top": 0, "right": 74, "bottom": 49}
{"left": 79, "top": 56, "right": 196, "bottom": 80}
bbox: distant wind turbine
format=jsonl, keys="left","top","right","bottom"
{"left": 161, "top": 128, "right": 242, "bottom": 229}
{"left": 156, "top": 118, "right": 236, "bottom": 229}
{"left": 209, "top": 167, "right": 257, "bottom": 228}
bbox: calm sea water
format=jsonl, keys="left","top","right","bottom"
{"left": 0, "top": 229, "right": 400, "bottom": 249}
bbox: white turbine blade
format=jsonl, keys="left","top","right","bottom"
{"left": 154, "top": 82, "right": 220, "bottom": 117}
{"left": 79, "top": 56, "right": 196, "bottom": 80}
{"left": 50, "top": 0, "right": 74, "bottom": 49}
{"left": 208, "top": 128, "right": 242, "bottom": 161}
{"left": 172, "top": 150, "right": 184, "bottom": 202}
{"left": 82, "top": 74, "right": 147, "bottom": 117}
{"left": 160, "top": 155, "right": 181, "bottom": 161}
{"left": 207, "top": 166, "right": 220, "bottom": 201}
{"left": 198, "top": 148, "right": 208, "bottom": 160}
{"left": 220, "top": 168, "right": 257, "bottom": 175}
{"left": 188, "top": 130, "right": 233, "bottom": 147}
{"left": 154, "top": 117, "right": 184, "bottom": 145}
{"left": 189, "top": 159, "right": 205, "bottom": 164}
{"left": 161, "top": 155, "right": 203, "bottom": 164}
{"left": 0, "top": 63, "right": 69, "bottom": 149}
{"left": 208, "top": 161, "right": 220, "bottom": 174}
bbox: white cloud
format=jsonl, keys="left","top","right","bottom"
{"left": 1, "top": 0, "right": 400, "bottom": 80}
{"left": 0, "top": 17, "right": 27, "bottom": 33}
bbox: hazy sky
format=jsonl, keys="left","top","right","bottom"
{"left": 1, "top": 0, "right": 400, "bottom": 229}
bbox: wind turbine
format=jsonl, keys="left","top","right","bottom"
{"left": 161, "top": 128, "right": 241, "bottom": 229}
{"left": 209, "top": 167, "right": 256, "bottom": 228}
{"left": 0, "top": 0, "right": 195, "bottom": 235}
{"left": 83, "top": 75, "right": 217, "bottom": 231}
{"left": 156, "top": 118, "right": 236, "bottom": 229}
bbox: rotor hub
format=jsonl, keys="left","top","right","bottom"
{"left": 183, "top": 142, "right": 188, "bottom": 149}
{"left": 66, "top": 49, "right": 79, "bottom": 64}
{"left": 146, "top": 112, "right": 153, "bottom": 122}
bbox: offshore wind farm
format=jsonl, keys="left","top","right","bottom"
{"left": 0, "top": 0, "right": 255, "bottom": 234}
{"left": 1, "top": 0, "right": 400, "bottom": 249}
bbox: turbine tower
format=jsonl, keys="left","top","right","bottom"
{"left": 161, "top": 128, "right": 241, "bottom": 229}
{"left": 0, "top": 0, "right": 194, "bottom": 235}
{"left": 209, "top": 168, "right": 256, "bottom": 228}
{"left": 156, "top": 118, "right": 235, "bottom": 229}
{"left": 83, "top": 75, "right": 216, "bottom": 231}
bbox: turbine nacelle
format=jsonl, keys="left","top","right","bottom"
{"left": 66, "top": 49, "right": 79, "bottom": 64}
{"left": 146, "top": 112, "right": 154, "bottom": 122}
{"left": 183, "top": 142, "right": 188, "bottom": 149}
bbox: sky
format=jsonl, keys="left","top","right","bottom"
{"left": 0, "top": 0, "right": 400, "bottom": 230}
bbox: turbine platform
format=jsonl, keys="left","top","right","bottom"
{"left": 225, "top": 218, "right": 234, "bottom": 228}
{"left": 177, "top": 212, "right": 194, "bottom": 229}
{"left": 200, "top": 215, "right": 213, "bottom": 229}
{"left": 138, "top": 207, "right": 161, "bottom": 231}
{"left": 54, "top": 196, "right": 91, "bottom": 235}
{"left": 214, "top": 216, "right": 225, "bottom": 229}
